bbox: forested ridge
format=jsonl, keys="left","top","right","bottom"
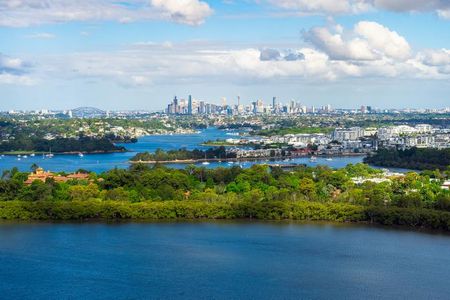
{"left": 1, "top": 163, "right": 450, "bottom": 230}
{"left": 0, "top": 136, "right": 125, "bottom": 153}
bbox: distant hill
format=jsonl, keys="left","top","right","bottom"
{"left": 71, "top": 107, "right": 106, "bottom": 118}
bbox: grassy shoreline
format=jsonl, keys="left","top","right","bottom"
{"left": 1, "top": 200, "right": 449, "bottom": 231}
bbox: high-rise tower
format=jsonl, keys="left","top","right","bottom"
{"left": 188, "top": 95, "right": 193, "bottom": 115}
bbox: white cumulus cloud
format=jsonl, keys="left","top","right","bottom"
{"left": 305, "top": 21, "right": 411, "bottom": 61}
{"left": 268, "top": 0, "right": 371, "bottom": 14}
{"left": 150, "top": 0, "right": 213, "bottom": 25}
{"left": 266, "top": 0, "right": 450, "bottom": 19}
{"left": 354, "top": 21, "right": 411, "bottom": 60}
{"left": 0, "top": 0, "right": 213, "bottom": 27}
{"left": 0, "top": 53, "right": 35, "bottom": 85}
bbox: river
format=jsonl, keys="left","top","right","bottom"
{"left": 0, "top": 221, "right": 449, "bottom": 299}
{"left": 0, "top": 127, "right": 371, "bottom": 173}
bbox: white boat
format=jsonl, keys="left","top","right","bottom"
{"left": 325, "top": 158, "right": 333, "bottom": 161}
{"left": 23, "top": 155, "right": 28, "bottom": 158}
{"left": 30, "top": 153, "right": 35, "bottom": 157}
{"left": 46, "top": 153, "right": 54, "bottom": 158}
{"left": 227, "top": 161, "right": 234, "bottom": 165}
{"left": 309, "top": 156, "right": 317, "bottom": 162}
{"left": 202, "top": 161, "right": 210, "bottom": 165}
{"left": 78, "top": 152, "right": 84, "bottom": 157}
{"left": 17, "top": 154, "right": 21, "bottom": 158}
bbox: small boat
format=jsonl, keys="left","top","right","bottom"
{"left": 30, "top": 153, "right": 35, "bottom": 157}
{"left": 325, "top": 158, "right": 333, "bottom": 161}
{"left": 202, "top": 161, "right": 210, "bottom": 165}
{"left": 22, "top": 155, "right": 28, "bottom": 158}
{"left": 46, "top": 153, "right": 54, "bottom": 158}
{"left": 309, "top": 156, "right": 317, "bottom": 162}
{"left": 17, "top": 154, "right": 21, "bottom": 158}
{"left": 227, "top": 161, "right": 234, "bottom": 165}
{"left": 17, "top": 158, "right": 21, "bottom": 161}
{"left": 78, "top": 152, "right": 84, "bottom": 158}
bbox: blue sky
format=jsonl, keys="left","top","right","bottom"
{"left": 0, "top": 0, "right": 450, "bottom": 110}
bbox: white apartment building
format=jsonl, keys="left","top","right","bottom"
{"left": 333, "top": 127, "right": 364, "bottom": 142}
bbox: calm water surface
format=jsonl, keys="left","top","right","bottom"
{"left": 0, "top": 222, "right": 449, "bottom": 299}
{"left": 0, "top": 128, "right": 367, "bottom": 173}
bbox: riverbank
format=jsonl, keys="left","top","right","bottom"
{"left": 130, "top": 153, "right": 366, "bottom": 164}
{"left": 1, "top": 200, "right": 449, "bottom": 231}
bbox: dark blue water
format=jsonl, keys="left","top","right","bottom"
{"left": 0, "top": 222, "right": 449, "bottom": 299}
{"left": 119, "top": 127, "right": 235, "bottom": 153}
{"left": 0, "top": 128, "right": 366, "bottom": 173}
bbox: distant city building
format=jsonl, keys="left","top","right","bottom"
{"left": 333, "top": 127, "right": 364, "bottom": 141}
{"left": 187, "top": 95, "right": 193, "bottom": 115}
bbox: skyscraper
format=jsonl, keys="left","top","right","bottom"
{"left": 188, "top": 95, "right": 192, "bottom": 115}
{"left": 173, "top": 96, "right": 178, "bottom": 114}
{"left": 199, "top": 101, "right": 205, "bottom": 114}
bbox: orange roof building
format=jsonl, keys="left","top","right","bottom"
{"left": 25, "top": 168, "right": 91, "bottom": 185}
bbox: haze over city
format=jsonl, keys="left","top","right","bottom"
{"left": 1, "top": 0, "right": 450, "bottom": 110}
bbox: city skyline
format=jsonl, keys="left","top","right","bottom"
{"left": 1, "top": 1, "right": 450, "bottom": 110}
{"left": 3, "top": 94, "right": 450, "bottom": 115}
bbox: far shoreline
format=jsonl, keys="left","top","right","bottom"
{"left": 0, "top": 149, "right": 128, "bottom": 156}
{"left": 130, "top": 153, "right": 367, "bottom": 164}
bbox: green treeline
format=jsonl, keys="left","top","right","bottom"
{"left": 1, "top": 163, "right": 450, "bottom": 230}
{"left": 2, "top": 200, "right": 450, "bottom": 230}
{"left": 0, "top": 200, "right": 364, "bottom": 221}
{"left": 131, "top": 146, "right": 236, "bottom": 161}
{"left": 0, "top": 136, "right": 125, "bottom": 153}
{"left": 365, "top": 148, "right": 450, "bottom": 170}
